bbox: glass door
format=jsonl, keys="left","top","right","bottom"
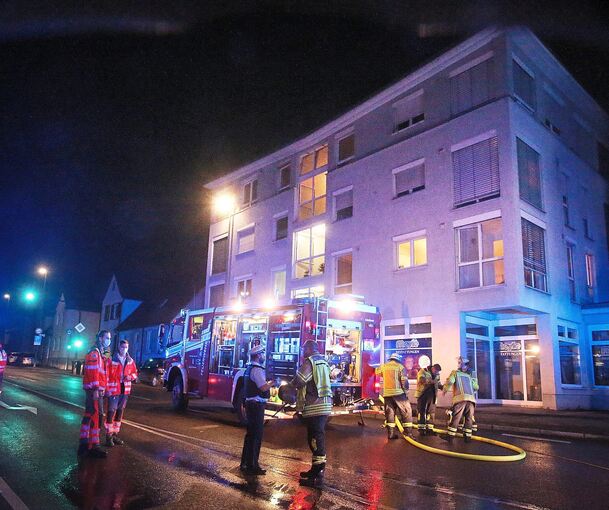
{"left": 466, "top": 337, "right": 492, "bottom": 400}
{"left": 493, "top": 338, "right": 541, "bottom": 403}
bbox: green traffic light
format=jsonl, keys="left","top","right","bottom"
{"left": 67, "top": 345, "right": 72, "bottom": 350}
{"left": 24, "top": 291, "right": 37, "bottom": 302}
{"left": 74, "top": 339, "right": 83, "bottom": 348}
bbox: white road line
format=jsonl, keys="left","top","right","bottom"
{"left": 130, "top": 395, "right": 152, "bottom": 401}
{"left": 0, "top": 401, "right": 38, "bottom": 415}
{"left": 502, "top": 433, "right": 572, "bottom": 444}
{"left": 192, "top": 425, "right": 220, "bottom": 430}
{"left": 0, "top": 476, "right": 30, "bottom": 510}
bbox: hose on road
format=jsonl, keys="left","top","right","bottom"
{"left": 395, "top": 418, "right": 526, "bottom": 462}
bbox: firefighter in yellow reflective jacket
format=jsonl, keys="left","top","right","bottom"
{"left": 415, "top": 363, "right": 442, "bottom": 436}
{"left": 443, "top": 357, "right": 479, "bottom": 443}
{"left": 375, "top": 352, "right": 413, "bottom": 439}
{"left": 291, "top": 340, "right": 332, "bottom": 487}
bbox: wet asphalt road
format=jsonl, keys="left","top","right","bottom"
{"left": 1, "top": 367, "right": 609, "bottom": 510}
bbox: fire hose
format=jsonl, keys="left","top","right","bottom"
{"left": 394, "top": 417, "right": 526, "bottom": 462}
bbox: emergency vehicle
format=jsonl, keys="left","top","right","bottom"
{"left": 162, "top": 297, "right": 382, "bottom": 423}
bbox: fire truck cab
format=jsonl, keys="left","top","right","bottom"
{"left": 163, "top": 297, "right": 381, "bottom": 423}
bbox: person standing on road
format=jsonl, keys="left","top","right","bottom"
{"left": 290, "top": 340, "right": 332, "bottom": 487}
{"left": 77, "top": 330, "right": 111, "bottom": 458}
{"left": 415, "top": 363, "right": 442, "bottom": 436}
{"left": 239, "top": 344, "right": 274, "bottom": 475}
{"left": 105, "top": 339, "right": 138, "bottom": 447}
{"left": 0, "top": 341, "right": 7, "bottom": 396}
{"left": 443, "top": 356, "right": 478, "bottom": 443}
{"left": 375, "top": 352, "right": 413, "bottom": 439}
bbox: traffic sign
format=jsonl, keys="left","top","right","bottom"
{"left": 75, "top": 323, "right": 85, "bottom": 333}
{"left": 35, "top": 328, "right": 42, "bottom": 335}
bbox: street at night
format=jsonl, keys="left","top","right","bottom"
{"left": 1, "top": 366, "right": 609, "bottom": 510}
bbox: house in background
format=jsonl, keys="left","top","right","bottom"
{"left": 100, "top": 274, "right": 143, "bottom": 342}
{"left": 47, "top": 293, "right": 101, "bottom": 370}
{"left": 116, "top": 289, "right": 204, "bottom": 366}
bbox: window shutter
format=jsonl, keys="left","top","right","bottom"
{"left": 521, "top": 219, "right": 546, "bottom": 273}
{"left": 238, "top": 228, "right": 255, "bottom": 254}
{"left": 394, "top": 93, "right": 423, "bottom": 131}
{"left": 335, "top": 189, "right": 353, "bottom": 220}
{"left": 209, "top": 284, "right": 224, "bottom": 307}
{"left": 395, "top": 164, "right": 425, "bottom": 196}
{"left": 451, "top": 60, "right": 491, "bottom": 115}
{"left": 517, "top": 138, "right": 542, "bottom": 209}
{"left": 451, "top": 69, "right": 471, "bottom": 114}
{"left": 513, "top": 61, "right": 536, "bottom": 110}
{"left": 453, "top": 136, "right": 499, "bottom": 206}
{"left": 212, "top": 237, "right": 228, "bottom": 274}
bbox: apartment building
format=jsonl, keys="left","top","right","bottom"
{"left": 203, "top": 27, "right": 609, "bottom": 410}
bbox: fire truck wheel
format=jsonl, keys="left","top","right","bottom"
{"left": 171, "top": 376, "right": 189, "bottom": 412}
{"left": 235, "top": 387, "right": 248, "bottom": 426}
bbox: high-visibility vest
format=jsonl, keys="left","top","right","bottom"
{"left": 0, "top": 349, "right": 7, "bottom": 373}
{"left": 415, "top": 367, "right": 438, "bottom": 398}
{"left": 375, "top": 360, "right": 407, "bottom": 397}
{"left": 83, "top": 346, "right": 107, "bottom": 391}
{"left": 296, "top": 354, "right": 332, "bottom": 417}
{"left": 106, "top": 354, "right": 138, "bottom": 396}
{"left": 444, "top": 369, "right": 479, "bottom": 404}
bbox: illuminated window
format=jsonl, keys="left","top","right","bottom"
{"left": 338, "top": 134, "right": 355, "bottom": 163}
{"left": 300, "top": 145, "right": 328, "bottom": 175}
{"left": 393, "top": 160, "right": 425, "bottom": 197}
{"left": 393, "top": 91, "right": 424, "bottom": 132}
{"left": 211, "top": 236, "right": 228, "bottom": 274}
{"left": 298, "top": 172, "right": 327, "bottom": 220}
{"left": 279, "top": 163, "right": 291, "bottom": 190}
{"left": 237, "top": 226, "right": 255, "bottom": 254}
{"left": 517, "top": 138, "right": 542, "bottom": 210}
{"left": 293, "top": 224, "right": 325, "bottom": 278}
{"left": 242, "top": 179, "right": 258, "bottom": 206}
{"left": 513, "top": 59, "right": 536, "bottom": 110}
{"left": 291, "top": 286, "right": 324, "bottom": 299}
{"left": 334, "top": 252, "right": 352, "bottom": 295}
{"left": 586, "top": 253, "right": 595, "bottom": 290}
{"left": 272, "top": 268, "right": 286, "bottom": 298}
{"left": 522, "top": 218, "right": 547, "bottom": 292}
{"left": 394, "top": 234, "right": 427, "bottom": 270}
{"left": 558, "top": 323, "right": 581, "bottom": 385}
{"left": 457, "top": 218, "right": 504, "bottom": 289}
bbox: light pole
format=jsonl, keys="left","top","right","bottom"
{"left": 213, "top": 194, "right": 237, "bottom": 305}
{"left": 2, "top": 293, "right": 10, "bottom": 344}
{"left": 36, "top": 265, "right": 49, "bottom": 365}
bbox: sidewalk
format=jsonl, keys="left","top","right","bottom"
{"left": 471, "top": 405, "right": 609, "bottom": 440}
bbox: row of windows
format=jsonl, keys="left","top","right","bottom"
{"left": 559, "top": 325, "right": 609, "bottom": 388}
{"left": 210, "top": 214, "right": 599, "bottom": 305}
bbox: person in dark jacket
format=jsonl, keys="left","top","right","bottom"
{"left": 239, "top": 344, "right": 274, "bottom": 475}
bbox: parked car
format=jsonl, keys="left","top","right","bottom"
{"left": 16, "top": 353, "right": 35, "bottom": 367}
{"left": 138, "top": 358, "right": 165, "bottom": 387}
{"left": 7, "top": 352, "right": 20, "bottom": 365}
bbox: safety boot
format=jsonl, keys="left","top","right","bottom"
{"left": 88, "top": 446, "right": 108, "bottom": 458}
{"left": 464, "top": 435, "right": 472, "bottom": 443}
{"left": 105, "top": 436, "right": 115, "bottom": 448}
{"left": 299, "top": 464, "right": 325, "bottom": 486}
{"left": 112, "top": 435, "right": 125, "bottom": 446}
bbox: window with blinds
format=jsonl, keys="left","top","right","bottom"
{"left": 450, "top": 59, "right": 492, "bottom": 115}
{"left": 394, "top": 163, "right": 425, "bottom": 198}
{"left": 237, "top": 226, "right": 255, "bottom": 254}
{"left": 211, "top": 237, "right": 228, "bottom": 274}
{"left": 543, "top": 89, "right": 562, "bottom": 135}
{"left": 513, "top": 60, "right": 536, "bottom": 110}
{"left": 452, "top": 136, "right": 499, "bottom": 207}
{"left": 393, "top": 92, "right": 424, "bottom": 132}
{"left": 517, "top": 138, "right": 542, "bottom": 209}
{"left": 209, "top": 284, "right": 225, "bottom": 307}
{"left": 522, "top": 218, "right": 547, "bottom": 292}
{"left": 335, "top": 252, "right": 353, "bottom": 295}
{"left": 334, "top": 188, "right": 353, "bottom": 221}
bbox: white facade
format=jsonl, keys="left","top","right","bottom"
{"left": 204, "top": 27, "right": 609, "bottom": 409}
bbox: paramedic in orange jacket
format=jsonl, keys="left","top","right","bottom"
{"left": 104, "top": 339, "right": 138, "bottom": 447}
{"left": 78, "top": 330, "right": 111, "bottom": 458}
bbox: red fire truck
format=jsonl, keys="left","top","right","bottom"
{"left": 162, "top": 297, "right": 382, "bottom": 423}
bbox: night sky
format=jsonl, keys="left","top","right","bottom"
{"left": 1, "top": 3, "right": 609, "bottom": 320}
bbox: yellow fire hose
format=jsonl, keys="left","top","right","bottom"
{"left": 395, "top": 418, "right": 526, "bottom": 462}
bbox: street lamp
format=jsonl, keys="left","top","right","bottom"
{"left": 36, "top": 266, "right": 50, "bottom": 364}
{"left": 213, "top": 193, "right": 237, "bottom": 305}
{"left": 3, "top": 293, "right": 10, "bottom": 301}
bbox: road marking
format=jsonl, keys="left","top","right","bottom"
{"left": 130, "top": 395, "right": 152, "bottom": 401}
{"left": 502, "top": 433, "right": 571, "bottom": 444}
{"left": 192, "top": 425, "right": 220, "bottom": 431}
{"left": 0, "top": 476, "right": 30, "bottom": 510}
{"left": 0, "top": 401, "right": 38, "bottom": 415}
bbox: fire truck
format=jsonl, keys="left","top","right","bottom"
{"left": 162, "top": 297, "right": 382, "bottom": 423}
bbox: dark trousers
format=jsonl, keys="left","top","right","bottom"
{"left": 106, "top": 394, "right": 129, "bottom": 435}
{"left": 417, "top": 392, "right": 436, "bottom": 430}
{"left": 240, "top": 401, "right": 266, "bottom": 469}
{"left": 79, "top": 390, "right": 105, "bottom": 447}
{"left": 384, "top": 394, "right": 413, "bottom": 428}
{"left": 0, "top": 370, "right": 4, "bottom": 393}
{"left": 303, "top": 415, "right": 328, "bottom": 467}
{"left": 448, "top": 401, "right": 475, "bottom": 437}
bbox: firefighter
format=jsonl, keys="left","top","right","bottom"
{"left": 415, "top": 363, "right": 442, "bottom": 436}
{"left": 240, "top": 344, "right": 274, "bottom": 475}
{"left": 77, "top": 330, "right": 111, "bottom": 458}
{"left": 291, "top": 339, "right": 332, "bottom": 487}
{"left": 0, "top": 340, "right": 7, "bottom": 396}
{"left": 443, "top": 356, "right": 479, "bottom": 443}
{"left": 375, "top": 352, "right": 413, "bottom": 439}
{"left": 105, "top": 339, "right": 138, "bottom": 447}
